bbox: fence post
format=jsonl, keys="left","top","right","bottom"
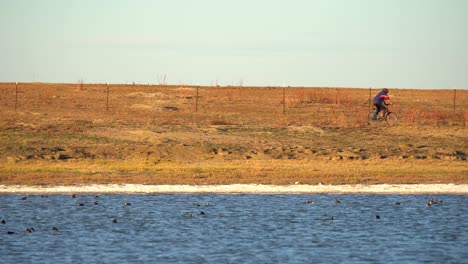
{"left": 195, "top": 86, "right": 199, "bottom": 112}
{"left": 106, "top": 82, "right": 109, "bottom": 111}
{"left": 453, "top": 89, "right": 456, "bottom": 112}
{"left": 335, "top": 88, "right": 338, "bottom": 105}
{"left": 15, "top": 82, "right": 18, "bottom": 111}
{"left": 368, "top": 87, "right": 372, "bottom": 113}
{"left": 283, "top": 87, "right": 286, "bottom": 114}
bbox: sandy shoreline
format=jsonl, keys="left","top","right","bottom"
{"left": 0, "top": 184, "right": 467, "bottom": 195}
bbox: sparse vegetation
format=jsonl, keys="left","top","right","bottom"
{"left": 0, "top": 82, "right": 466, "bottom": 185}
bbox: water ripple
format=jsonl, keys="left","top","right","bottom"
{"left": 1, "top": 194, "right": 467, "bottom": 263}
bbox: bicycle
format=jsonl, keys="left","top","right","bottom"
{"left": 368, "top": 103, "right": 398, "bottom": 126}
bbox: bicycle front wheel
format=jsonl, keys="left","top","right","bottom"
{"left": 385, "top": 112, "right": 398, "bottom": 126}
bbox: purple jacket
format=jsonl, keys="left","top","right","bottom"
{"left": 373, "top": 90, "right": 390, "bottom": 104}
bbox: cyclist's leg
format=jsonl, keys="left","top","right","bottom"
{"left": 381, "top": 103, "right": 388, "bottom": 116}
{"left": 373, "top": 103, "right": 381, "bottom": 120}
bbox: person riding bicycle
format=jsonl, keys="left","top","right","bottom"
{"left": 372, "top": 88, "right": 391, "bottom": 120}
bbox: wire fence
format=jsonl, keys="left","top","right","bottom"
{"left": 1, "top": 82, "right": 466, "bottom": 127}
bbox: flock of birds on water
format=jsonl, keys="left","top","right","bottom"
{"left": 2, "top": 194, "right": 444, "bottom": 235}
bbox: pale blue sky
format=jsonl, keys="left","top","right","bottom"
{"left": 1, "top": 0, "right": 467, "bottom": 88}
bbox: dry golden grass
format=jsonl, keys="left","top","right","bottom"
{"left": 1, "top": 159, "right": 466, "bottom": 185}
{"left": 0, "top": 82, "right": 466, "bottom": 185}
{"left": 1, "top": 82, "right": 466, "bottom": 127}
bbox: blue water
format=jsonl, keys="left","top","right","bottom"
{"left": 1, "top": 194, "right": 467, "bottom": 263}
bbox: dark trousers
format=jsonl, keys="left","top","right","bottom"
{"left": 373, "top": 102, "right": 387, "bottom": 116}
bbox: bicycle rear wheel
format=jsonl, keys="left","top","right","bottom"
{"left": 367, "top": 112, "right": 374, "bottom": 123}
{"left": 368, "top": 112, "right": 379, "bottom": 123}
{"left": 385, "top": 112, "right": 398, "bottom": 126}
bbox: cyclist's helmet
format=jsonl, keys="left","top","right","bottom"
{"left": 383, "top": 88, "right": 389, "bottom": 93}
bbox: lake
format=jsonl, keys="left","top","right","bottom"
{"left": 1, "top": 194, "right": 467, "bottom": 263}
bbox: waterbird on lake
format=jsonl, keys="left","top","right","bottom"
{"left": 183, "top": 212, "right": 195, "bottom": 218}
{"left": 24, "top": 227, "right": 35, "bottom": 233}
{"left": 124, "top": 202, "right": 131, "bottom": 206}
{"left": 304, "top": 200, "right": 316, "bottom": 204}
{"left": 335, "top": 198, "right": 341, "bottom": 204}
{"left": 315, "top": 214, "right": 336, "bottom": 221}
{"left": 184, "top": 213, "right": 194, "bottom": 218}
{"left": 428, "top": 198, "right": 443, "bottom": 206}
{"left": 77, "top": 203, "right": 84, "bottom": 206}
{"left": 5, "top": 231, "right": 15, "bottom": 235}
{"left": 395, "top": 202, "right": 401, "bottom": 206}
{"left": 375, "top": 215, "right": 381, "bottom": 219}
{"left": 41, "top": 195, "right": 48, "bottom": 198}
{"left": 1, "top": 220, "right": 6, "bottom": 224}
{"left": 320, "top": 215, "right": 335, "bottom": 221}
{"left": 20, "top": 196, "right": 27, "bottom": 200}
{"left": 199, "top": 211, "right": 206, "bottom": 215}
{"left": 72, "top": 194, "right": 76, "bottom": 198}
{"left": 112, "top": 219, "right": 118, "bottom": 223}
{"left": 52, "top": 227, "right": 59, "bottom": 231}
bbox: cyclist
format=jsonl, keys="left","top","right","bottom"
{"left": 372, "top": 88, "right": 391, "bottom": 120}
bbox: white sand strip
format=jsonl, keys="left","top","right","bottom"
{"left": 0, "top": 184, "right": 467, "bottom": 195}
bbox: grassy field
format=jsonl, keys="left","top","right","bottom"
{"left": 0, "top": 82, "right": 466, "bottom": 185}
